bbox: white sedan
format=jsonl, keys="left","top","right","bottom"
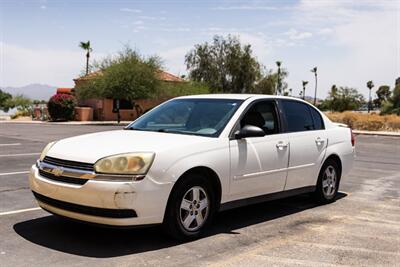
{"left": 30, "top": 94, "right": 354, "bottom": 239}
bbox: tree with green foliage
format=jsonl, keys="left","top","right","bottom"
{"left": 302, "top": 81, "right": 309, "bottom": 100}
{"left": 9, "top": 95, "right": 32, "bottom": 112}
{"left": 367, "top": 80, "right": 374, "bottom": 113}
{"left": 381, "top": 84, "right": 400, "bottom": 115}
{"left": 185, "top": 35, "right": 261, "bottom": 93}
{"left": 159, "top": 81, "right": 210, "bottom": 98}
{"left": 373, "top": 85, "right": 391, "bottom": 108}
{"left": 0, "top": 89, "right": 13, "bottom": 112}
{"left": 319, "top": 86, "right": 364, "bottom": 112}
{"left": 79, "top": 41, "right": 93, "bottom": 75}
{"left": 76, "top": 46, "right": 162, "bottom": 101}
{"left": 252, "top": 68, "right": 288, "bottom": 95}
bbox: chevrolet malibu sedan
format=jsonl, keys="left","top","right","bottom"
{"left": 30, "top": 95, "right": 354, "bottom": 239}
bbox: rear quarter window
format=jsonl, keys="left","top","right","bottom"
{"left": 309, "top": 107, "right": 325, "bottom": 130}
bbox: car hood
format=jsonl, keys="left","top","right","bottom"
{"left": 46, "top": 130, "right": 211, "bottom": 163}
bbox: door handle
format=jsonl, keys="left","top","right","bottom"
{"left": 315, "top": 137, "right": 325, "bottom": 145}
{"left": 276, "top": 141, "right": 288, "bottom": 150}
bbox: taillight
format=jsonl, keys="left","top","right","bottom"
{"left": 350, "top": 128, "right": 355, "bottom": 147}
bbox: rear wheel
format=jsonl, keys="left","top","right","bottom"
{"left": 312, "top": 159, "right": 340, "bottom": 204}
{"left": 163, "top": 173, "right": 215, "bottom": 240}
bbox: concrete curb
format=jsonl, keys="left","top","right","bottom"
{"left": 0, "top": 120, "right": 130, "bottom": 126}
{"left": 353, "top": 130, "right": 400, "bottom": 137}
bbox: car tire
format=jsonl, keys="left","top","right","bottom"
{"left": 162, "top": 173, "right": 216, "bottom": 241}
{"left": 312, "top": 158, "right": 341, "bottom": 204}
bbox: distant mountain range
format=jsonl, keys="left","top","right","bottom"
{"left": 1, "top": 84, "right": 57, "bottom": 100}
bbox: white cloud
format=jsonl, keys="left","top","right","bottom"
{"left": 284, "top": 28, "right": 313, "bottom": 40}
{"left": 0, "top": 42, "right": 104, "bottom": 87}
{"left": 159, "top": 46, "right": 192, "bottom": 75}
{"left": 200, "top": 29, "right": 273, "bottom": 64}
{"left": 133, "top": 25, "right": 146, "bottom": 32}
{"left": 40, "top": 5, "right": 46, "bottom": 10}
{"left": 133, "top": 20, "right": 144, "bottom": 25}
{"left": 317, "top": 28, "right": 333, "bottom": 35}
{"left": 138, "top": 15, "right": 166, "bottom": 21}
{"left": 286, "top": 0, "right": 399, "bottom": 97}
{"left": 160, "top": 27, "right": 191, "bottom": 32}
{"left": 212, "top": 5, "right": 276, "bottom": 11}
{"left": 120, "top": 8, "right": 142, "bottom": 13}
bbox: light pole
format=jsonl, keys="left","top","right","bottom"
{"left": 311, "top": 67, "right": 317, "bottom": 105}
{"left": 367, "top": 80, "right": 374, "bottom": 113}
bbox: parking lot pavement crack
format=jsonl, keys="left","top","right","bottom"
{"left": 0, "top": 187, "right": 30, "bottom": 193}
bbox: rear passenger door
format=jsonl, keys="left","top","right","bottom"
{"left": 279, "top": 100, "right": 327, "bottom": 190}
{"left": 229, "top": 100, "right": 289, "bottom": 199}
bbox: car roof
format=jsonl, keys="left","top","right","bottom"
{"left": 175, "top": 94, "right": 304, "bottom": 102}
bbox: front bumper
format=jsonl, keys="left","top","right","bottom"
{"left": 29, "top": 165, "right": 172, "bottom": 226}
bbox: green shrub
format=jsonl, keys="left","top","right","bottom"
{"left": 47, "top": 93, "right": 76, "bottom": 121}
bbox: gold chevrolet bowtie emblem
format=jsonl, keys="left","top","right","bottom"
{"left": 51, "top": 167, "right": 63, "bottom": 177}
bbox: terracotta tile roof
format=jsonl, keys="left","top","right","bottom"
{"left": 73, "top": 71, "right": 103, "bottom": 82}
{"left": 56, "top": 88, "right": 74, "bottom": 94}
{"left": 74, "top": 70, "right": 184, "bottom": 83}
{"left": 156, "top": 70, "right": 185, "bottom": 82}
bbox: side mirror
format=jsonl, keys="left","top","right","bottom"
{"left": 235, "top": 125, "right": 265, "bottom": 139}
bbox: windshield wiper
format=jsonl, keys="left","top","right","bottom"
{"left": 126, "top": 127, "right": 184, "bottom": 134}
{"left": 125, "top": 127, "right": 146, "bottom": 131}
{"left": 157, "top": 128, "right": 183, "bottom": 133}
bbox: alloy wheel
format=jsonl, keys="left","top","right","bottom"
{"left": 322, "top": 165, "right": 337, "bottom": 197}
{"left": 179, "top": 186, "right": 209, "bottom": 231}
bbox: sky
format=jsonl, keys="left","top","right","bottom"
{"left": 0, "top": 0, "right": 399, "bottom": 98}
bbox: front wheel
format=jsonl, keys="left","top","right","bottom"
{"left": 163, "top": 173, "right": 215, "bottom": 240}
{"left": 312, "top": 159, "right": 340, "bottom": 204}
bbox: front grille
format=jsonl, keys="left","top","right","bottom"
{"left": 33, "top": 191, "right": 138, "bottom": 219}
{"left": 43, "top": 156, "right": 94, "bottom": 171}
{"left": 39, "top": 169, "right": 88, "bottom": 185}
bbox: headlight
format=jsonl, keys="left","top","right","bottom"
{"left": 39, "top": 141, "right": 56, "bottom": 161}
{"left": 94, "top": 153, "right": 155, "bottom": 175}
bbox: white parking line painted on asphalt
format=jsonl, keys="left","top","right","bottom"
{"left": 0, "top": 143, "right": 21, "bottom": 146}
{"left": 0, "top": 207, "right": 41, "bottom": 216}
{"left": 0, "top": 153, "right": 40, "bottom": 157}
{"left": 0, "top": 171, "right": 30, "bottom": 176}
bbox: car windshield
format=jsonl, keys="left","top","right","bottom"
{"left": 127, "top": 98, "right": 243, "bottom": 137}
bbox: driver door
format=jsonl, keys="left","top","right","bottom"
{"left": 229, "top": 100, "right": 289, "bottom": 200}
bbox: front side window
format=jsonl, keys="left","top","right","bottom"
{"left": 281, "top": 100, "right": 314, "bottom": 132}
{"left": 127, "top": 99, "right": 243, "bottom": 137}
{"left": 240, "top": 101, "right": 279, "bottom": 135}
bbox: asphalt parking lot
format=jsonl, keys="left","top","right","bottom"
{"left": 0, "top": 122, "right": 399, "bottom": 266}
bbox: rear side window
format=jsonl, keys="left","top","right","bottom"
{"left": 310, "top": 107, "right": 324, "bottom": 130}
{"left": 281, "top": 100, "right": 314, "bottom": 132}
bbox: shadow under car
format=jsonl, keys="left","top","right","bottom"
{"left": 13, "top": 192, "right": 347, "bottom": 258}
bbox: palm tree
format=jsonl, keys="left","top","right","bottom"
{"left": 367, "top": 80, "right": 374, "bottom": 113}
{"left": 311, "top": 67, "right": 317, "bottom": 105}
{"left": 79, "top": 41, "right": 92, "bottom": 76}
{"left": 276, "top": 61, "right": 282, "bottom": 95}
{"left": 302, "top": 80, "right": 308, "bottom": 100}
